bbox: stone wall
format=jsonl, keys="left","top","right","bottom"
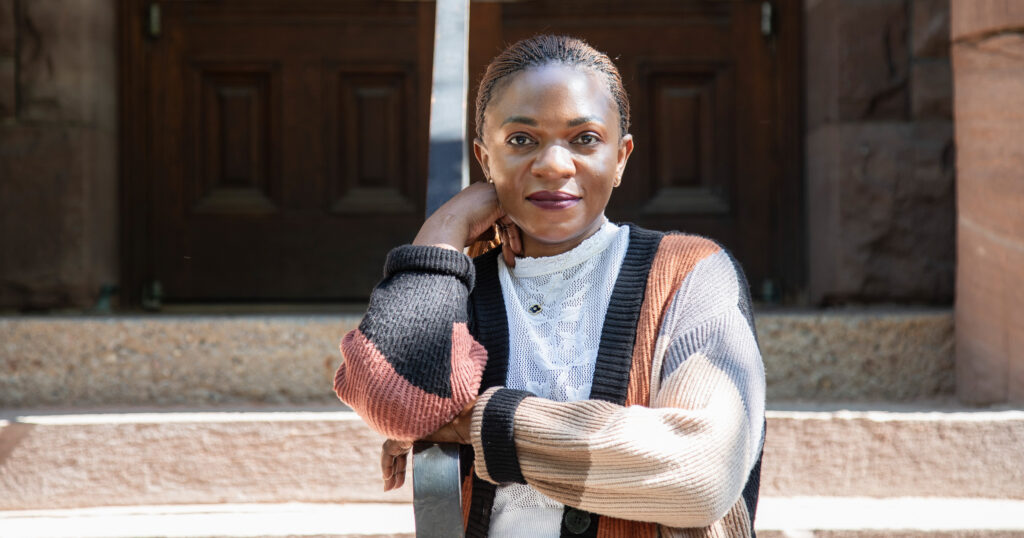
{"left": 806, "top": 0, "right": 956, "bottom": 304}
{"left": 951, "top": 0, "right": 1024, "bottom": 404}
{"left": 0, "top": 0, "right": 117, "bottom": 310}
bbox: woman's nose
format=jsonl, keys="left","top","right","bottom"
{"left": 531, "top": 144, "right": 575, "bottom": 179}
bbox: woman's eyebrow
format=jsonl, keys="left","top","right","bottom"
{"left": 501, "top": 116, "right": 538, "bottom": 127}
{"left": 567, "top": 116, "right": 604, "bottom": 127}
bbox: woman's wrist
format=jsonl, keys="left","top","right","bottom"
{"left": 413, "top": 212, "right": 470, "bottom": 251}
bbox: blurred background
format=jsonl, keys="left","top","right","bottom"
{"left": 1, "top": 0, "right": 1022, "bottom": 536}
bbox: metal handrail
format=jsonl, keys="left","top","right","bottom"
{"left": 414, "top": 0, "right": 471, "bottom": 536}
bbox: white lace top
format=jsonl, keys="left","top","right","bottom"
{"left": 489, "top": 219, "right": 630, "bottom": 537}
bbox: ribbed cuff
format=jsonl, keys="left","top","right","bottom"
{"left": 475, "top": 387, "right": 534, "bottom": 484}
{"left": 384, "top": 245, "right": 475, "bottom": 290}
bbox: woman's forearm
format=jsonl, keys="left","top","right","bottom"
{"left": 469, "top": 304, "right": 765, "bottom": 528}
{"left": 333, "top": 245, "right": 485, "bottom": 441}
{"left": 469, "top": 364, "right": 753, "bottom": 528}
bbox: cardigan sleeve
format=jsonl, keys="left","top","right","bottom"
{"left": 469, "top": 247, "right": 765, "bottom": 528}
{"left": 333, "top": 245, "right": 488, "bottom": 441}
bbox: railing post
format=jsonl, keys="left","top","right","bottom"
{"left": 415, "top": 0, "right": 471, "bottom": 535}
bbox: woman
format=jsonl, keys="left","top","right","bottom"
{"left": 334, "top": 35, "right": 765, "bottom": 538}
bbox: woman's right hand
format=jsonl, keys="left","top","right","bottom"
{"left": 413, "top": 182, "right": 522, "bottom": 266}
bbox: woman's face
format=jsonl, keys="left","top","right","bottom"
{"left": 474, "top": 64, "right": 633, "bottom": 258}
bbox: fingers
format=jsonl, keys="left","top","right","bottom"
{"left": 391, "top": 450, "right": 408, "bottom": 490}
{"left": 496, "top": 217, "right": 522, "bottom": 268}
{"left": 381, "top": 439, "right": 412, "bottom": 491}
{"left": 414, "top": 182, "right": 502, "bottom": 250}
{"left": 421, "top": 423, "right": 459, "bottom": 444}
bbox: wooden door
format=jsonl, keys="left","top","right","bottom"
{"left": 122, "top": 0, "right": 434, "bottom": 302}
{"left": 123, "top": 0, "right": 801, "bottom": 304}
{"left": 472, "top": 0, "right": 803, "bottom": 298}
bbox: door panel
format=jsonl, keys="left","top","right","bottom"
{"left": 142, "top": 1, "right": 432, "bottom": 301}
{"left": 326, "top": 64, "right": 419, "bottom": 215}
{"left": 643, "top": 64, "right": 734, "bottom": 216}
{"left": 189, "top": 62, "right": 281, "bottom": 216}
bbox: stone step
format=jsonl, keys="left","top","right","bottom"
{"left": 3, "top": 498, "right": 1024, "bottom": 538}
{"left": 0, "top": 308, "right": 954, "bottom": 407}
{"left": 0, "top": 407, "right": 410, "bottom": 511}
{"left": 2, "top": 405, "right": 1021, "bottom": 511}
{"left": 760, "top": 404, "right": 1024, "bottom": 499}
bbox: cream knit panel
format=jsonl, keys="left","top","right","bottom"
{"left": 656, "top": 249, "right": 765, "bottom": 464}
{"left": 474, "top": 350, "right": 751, "bottom": 529}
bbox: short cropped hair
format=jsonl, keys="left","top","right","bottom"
{"left": 474, "top": 35, "right": 631, "bottom": 140}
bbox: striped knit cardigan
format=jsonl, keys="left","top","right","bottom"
{"left": 335, "top": 226, "right": 765, "bottom": 537}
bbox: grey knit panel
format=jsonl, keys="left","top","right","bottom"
{"left": 359, "top": 245, "right": 475, "bottom": 399}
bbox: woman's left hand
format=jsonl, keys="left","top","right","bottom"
{"left": 421, "top": 398, "right": 476, "bottom": 444}
{"left": 379, "top": 399, "right": 476, "bottom": 491}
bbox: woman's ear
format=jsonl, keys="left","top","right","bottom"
{"left": 473, "top": 139, "right": 492, "bottom": 182}
{"left": 616, "top": 134, "right": 634, "bottom": 181}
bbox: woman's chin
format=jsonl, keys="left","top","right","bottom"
{"left": 520, "top": 225, "right": 599, "bottom": 257}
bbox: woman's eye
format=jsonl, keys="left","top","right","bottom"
{"left": 574, "top": 133, "right": 600, "bottom": 145}
{"left": 507, "top": 134, "right": 533, "bottom": 146}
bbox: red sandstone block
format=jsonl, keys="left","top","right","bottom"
{"left": 911, "top": 60, "right": 952, "bottom": 119}
{"left": 951, "top": 0, "right": 1024, "bottom": 41}
{"left": 805, "top": 0, "right": 839, "bottom": 129}
{"left": 0, "top": 125, "right": 116, "bottom": 309}
{"left": 806, "top": 0, "right": 912, "bottom": 124}
{"left": 0, "top": 0, "right": 13, "bottom": 56}
{"left": 912, "top": 0, "right": 951, "bottom": 57}
{"left": 0, "top": 57, "right": 13, "bottom": 120}
{"left": 952, "top": 36, "right": 1024, "bottom": 240}
{"left": 16, "top": 0, "right": 116, "bottom": 126}
{"left": 836, "top": 0, "right": 910, "bottom": 121}
{"left": 956, "top": 220, "right": 1024, "bottom": 404}
{"left": 805, "top": 125, "right": 842, "bottom": 299}
{"left": 806, "top": 122, "right": 956, "bottom": 303}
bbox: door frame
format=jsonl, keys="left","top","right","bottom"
{"left": 118, "top": 0, "right": 804, "bottom": 307}
{"left": 119, "top": 0, "right": 153, "bottom": 307}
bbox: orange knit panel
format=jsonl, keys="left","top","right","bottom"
{"left": 624, "top": 234, "right": 721, "bottom": 407}
{"left": 462, "top": 472, "right": 474, "bottom": 530}
{"left": 596, "top": 517, "right": 659, "bottom": 538}
{"left": 600, "top": 234, "right": 720, "bottom": 538}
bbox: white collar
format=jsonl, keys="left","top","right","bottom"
{"left": 508, "top": 219, "right": 621, "bottom": 278}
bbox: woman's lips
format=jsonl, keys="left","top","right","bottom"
{"left": 526, "top": 190, "right": 581, "bottom": 210}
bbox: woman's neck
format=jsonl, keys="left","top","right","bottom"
{"left": 520, "top": 216, "right": 607, "bottom": 258}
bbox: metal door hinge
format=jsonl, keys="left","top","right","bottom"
{"left": 142, "top": 280, "right": 163, "bottom": 311}
{"left": 761, "top": 1, "right": 774, "bottom": 38}
{"left": 148, "top": 3, "right": 161, "bottom": 39}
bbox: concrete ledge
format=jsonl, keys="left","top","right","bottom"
{"left": 3, "top": 498, "right": 1024, "bottom": 538}
{"left": 2, "top": 405, "right": 1020, "bottom": 510}
{"left": 761, "top": 407, "right": 1024, "bottom": 499}
{"left": 757, "top": 497, "right": 1024, "bottom": 538}
{"left": 0, "top": 315, "right": 360, "bottom": 407}
{"left": 0, "top": 406, "right": 411, "bottom": 510}
{"left": 0, "top": 308, "right": 954, "bottom": 407}
{"left": 757, "top": 308, "right": 954, "bottom": 401}
{"left": 0, "top": 503, "right": 414, "bottom": 538}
